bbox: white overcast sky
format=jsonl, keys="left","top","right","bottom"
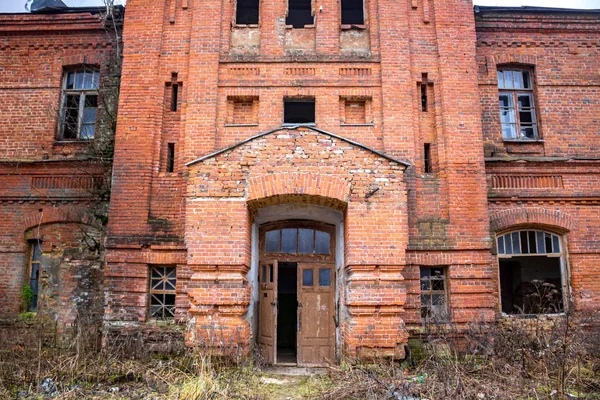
{"left": 0, "top": 0, "right": 598, "bottom": 13}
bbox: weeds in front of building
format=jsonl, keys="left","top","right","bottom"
{"left": 1, "top": 309, "right": 599, "bottom": 399}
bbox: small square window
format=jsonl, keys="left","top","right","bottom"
{"left": 149, "top": 266, "right": 176, "bottom": 320}
{"left": 59, "top": 69, "right": 99, "bottom": 140}
{"left": 284, "top": 98, "right": 315, "bottom": 124}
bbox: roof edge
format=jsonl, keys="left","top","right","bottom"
{"left": 474, "top": 5, "right": 600, "bottom": 14}
{"left": 185, "top": 125, "right": 411, "bottom": 168}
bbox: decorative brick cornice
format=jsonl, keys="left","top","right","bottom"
{"left": 489, "top": 206, "right": 574, "bottom": 233}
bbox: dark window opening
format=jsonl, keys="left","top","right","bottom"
{"left": 236, "top": 0, "right": 259, "bottom": 24}
{"left": 27, "top": 242, "right": 42, "bottom": 312}
{"left": 424, "top": 143, "right": 432, "bottom": 174}
{"left": 420, "top": 267, "right": 448, "bottom": 322}
{"left": 284, "top": 98, "right": 315, "bottom": 124}
{"left": 497, "top": 230, "right": 564, "bottom": 314}
{"left": 341, "top": 0, "right": 364, "bottom": 25}
{"left": 286, "top": 0, "right": 313, "bottom": 28}
{"left": 166, "top": 143, "right": 175, "bottom": 173}
{"left": 421, "top": 83, "right": 428, "bottom": 112}
{"left": 149, "top": 266, "right": 176, "bottom": 320}
{"left": 277, "top": 262, "right": 297, "bottom": 364}
{"left": 171, "top": 84, "right": 179, "bottom": 112}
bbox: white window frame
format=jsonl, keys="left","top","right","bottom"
{"left": 58, "top": 69, "right": 99, "bottom": 140}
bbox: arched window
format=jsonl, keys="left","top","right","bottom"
{"left": 497, "top": 230, "right": 566, "bottom": 315}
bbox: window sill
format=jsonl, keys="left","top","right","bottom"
{"left": 285, "top": 24, "right": 316, "bottom": 29}
{"left": 54, "top": 139, "right": 93, "bottom": 144}
{"left": 282, "top": 123, "right": 316, "bottom": 127}
{"left": 341, "top": 24, "right": 366, "bottom": 30}
{"left": 502, "top": 139, "right": 544, "bottom": 143}
{"left": 340, "top": 123, "right": 374, "bottom": 127}
{"left": 232, "top": 23, "right": 259, "bottom": 28}
{"left": 225, "top": 123, "right": 259, "bottom": 127}
{"left": 146, "top": 318, "right": 179, "bottom": 327}
{"left": 501, "top": 312, "right": 565, "bottom": 319}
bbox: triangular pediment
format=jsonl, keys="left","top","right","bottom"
{"left": 185, "top": 125, "right": 410, "bottom": 169}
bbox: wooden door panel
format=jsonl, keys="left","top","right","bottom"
{"left": 297, "top": 264, "right": 335, "bottom": 366}
{"left": 258, "top": 262, "right": 277, "bottom": 364}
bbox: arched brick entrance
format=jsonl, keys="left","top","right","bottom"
{"left": 184, "top": 127, "right": 410, "bottom": 360}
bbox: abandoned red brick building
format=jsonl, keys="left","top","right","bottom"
{"left": 2, "top": 0, "right": 599, "bottom": 366}
{"left": 0, "top": 3, "right": 122, "bottom": 340}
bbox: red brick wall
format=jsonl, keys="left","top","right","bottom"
{"left": 476, "top": 8, "right": 600, "bottom": 315}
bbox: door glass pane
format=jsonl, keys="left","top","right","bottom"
{"left": 302, "top": 269, "right": 313, "bottom": 286}
{"left": 298, "top": 228, "right": 314, "bottom": 254}
{"left": 266, "top": 230, "right": 280, "bottom": 252}
{"left": 269, "top": 264, "right": 274, "bottom": 283}
{"left": 281, "top": 228, "right": 297, "bottom": 253}
{"left": 319, "top": 268, "right": 331, "bottom": 287}
{"left": 315, "top": 231, "right": 330, "bottom": 254}
{"left": 261, "top": 265, "right": 266, "bottom": 283}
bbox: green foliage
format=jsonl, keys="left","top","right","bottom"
{"left": 19, "top": 284, "right": 33, "bottom": 313}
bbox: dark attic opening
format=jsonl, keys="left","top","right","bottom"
{"left": 286, "top": 0, "right": 314, "bottom": 28}
{"left": 236, "top": 0, "right": 259, "bottom": 25}
{"left": 284, "top": 98, "right": 315, "bottom": 124}
{"left": 341, "top": 0, "right": 364, "bottom": 25}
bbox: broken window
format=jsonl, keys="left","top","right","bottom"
{"left": 498, "top": 230, "right": 565, "bottom": 314}
{"left": 60, "top": 69, "right": 99, "bottom": 140}
{"left": 26, "top": 241, "right": 42, "bottom": 312}
{"left": 286, "top": 0, "right": 314, "bottom": 28}
{"left": 341, "top": 0, "right": 364, "bottom": 25}
{"left": 284, "top": 98, "right": 315, "bottom": 124}
{"left": 498, "top": 68, "right": 538, "bottom": 140}
{"left": 420, "top": 267, "right": 448, "bottom": 322}
{"left": 265, "top": 228, "right": 330, "bottom": 255}
{"left": 236, "top": 0, "right": 259, "bottom": 24}
{"left": 149, "top": 266, "right": 176, "bottom": 319}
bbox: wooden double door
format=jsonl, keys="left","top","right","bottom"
{"left": 258, "top": 261, "right": 335, "bottom": 366}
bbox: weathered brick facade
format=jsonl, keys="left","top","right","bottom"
{"left": 1, "top": 1, "right": 598, "bottom": 364}
{"left": 0, "top": 7, "right": 121, "bottom": 342}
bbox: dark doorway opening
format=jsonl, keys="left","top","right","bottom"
{"left": 499, "top": 256, "right": 563, "bottom": 314}
{"left": 277, "top": 262, "right": 297, "bottom": 364}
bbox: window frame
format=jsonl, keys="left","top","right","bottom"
{"left": 283, "top": 97, "right": 316, "bottom": 125}
{"left": 496, "top": 229, "right": 569, "bottom": 316}
{"left": 420, "top": 266, "right": 449, "bottom": 323}
{"left": 148, "top": 265, "right": 177, "bottom": 320}
{"left": 58, "top": 68, "right": 100, "bottom": 141}
{"left": 340, "top": 0, "right": 365, "bottom": 27}
{"left": 497, "top": 67, "right": 540, "bottom": 141}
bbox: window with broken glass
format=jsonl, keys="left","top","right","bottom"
{"left": 497, "top": 230, "right": 565, "bottom": 315}
{"left": 149, "top": 266, "right": 176, "bottom": 320}
{"left": 498, "top": 68, "right": 538, "bottom": 140}
{"left": 420, "top": 267, "right": 448, "bottom": 322}
{"left": 59, "top": 70, "right": 99, "bottom": 140}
